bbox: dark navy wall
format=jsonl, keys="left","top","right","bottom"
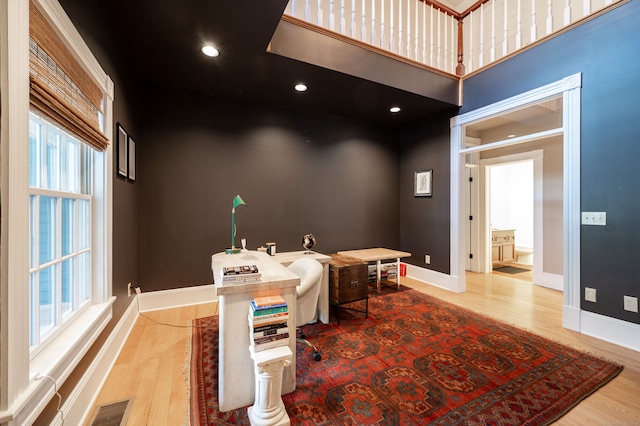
{"left": 136, "top": 83, "right": 401, "bottom": 290}
{"left": 461, "top": 0, "right": 640, "bottom": 324}
{"left": 400, "top": 110, "right": 458, "bottom": 273}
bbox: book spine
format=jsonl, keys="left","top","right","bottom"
{"left": 253, "top": 321, "right": 288, "bottom": 333}
{"left": 251, "top": 312, "right": 289, "bottom": 321}
{"left": 250, "top": 304, "right": 288, "bottom": 316}
{"left": 250, "top": 300, "right": 287, "bottom": 311}
{"left": 253, "top": 327, "right": 289, "bottom": 338}
{"left": 253, "top": 332, "right": 289, "bottom": 345}
{"left": 253, "top": 298, "right": 285, "bottom": 307}
{"left": 250, "top": 338, "right": 290, "bottom": 352}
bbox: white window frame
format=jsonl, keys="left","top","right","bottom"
{"left": 0, "top": 0, "right": 114, "bottom": 424}
{"left": 28, "top": 113, "right": 95, "bottom": 357}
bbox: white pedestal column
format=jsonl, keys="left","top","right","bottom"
{"left": 248, "top": 345, "right": 293, "bottom": 426}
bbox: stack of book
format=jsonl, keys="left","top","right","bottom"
{"left": 249, "top": 295, "right": 289, "bottom": 352}
{"left": 221, "top": 264, "right": 261, "bottom": 284}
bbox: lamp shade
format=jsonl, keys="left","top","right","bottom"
{"left": 232, "top": 194, "right": 246, "bottom": 209}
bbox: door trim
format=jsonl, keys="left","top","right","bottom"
{"left": 450, "top": 73, "right": 582, "bottom": 330}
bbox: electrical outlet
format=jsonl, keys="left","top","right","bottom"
{"left": 425, "top": 255, "right": 431, "bottom": 264}
{"left": 585, "top": 287, "right": 597, "bottom": 303}
{"left": 623, "top": 296, "right": 638, "bottom": 313}
{"left": 128, "top": 283, "right": 132, "bottom": 297}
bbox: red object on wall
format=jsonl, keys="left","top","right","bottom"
{"left": 399, "top": 263, "right": 406, "bottom": 277}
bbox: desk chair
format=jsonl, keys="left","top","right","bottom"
{"left": 287, "top": 257, "right": 323, "bottom": 361}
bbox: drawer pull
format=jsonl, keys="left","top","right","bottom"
{"left": 350, "top": 280, "right": 359, "bottom": 288}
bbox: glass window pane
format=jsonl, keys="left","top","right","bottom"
{"left": 62, "top": 198, "right": 74, "bottom": 256}
{"left": 45, "top": 129, "right": 60, "bottom": 190}
{"left": 30, "top": 273, "right": 37, "bottom": 347}
{"left": 29, "top": 118, "right": 41, "bottom": 188}
{"left": 61, "top": 258, "right": 73, "bottom": 318}
{"left": 78, "top": 252, "right": 90, "bottom": 303}
{"left": 78, "top": 200, "right": 90, "bottom": 250}
{"left": 29, "top": 195, "right": 36, "bottom": 268}
{"left": 39, "top": 265, "right": 56, "bottom": 337}
{"left": 63, "top": 137, "right": 79, "bottom": 193}
{"left": 39, "top": 196, "right": 57, "bottom": 265}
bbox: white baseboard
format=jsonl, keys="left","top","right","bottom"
{"left": 137, "top": 284, "right": 216, "bottom": 312}
{"left": 66, "top": 284, "right": 216, "bottom": 425}
{"left": 405, "top": 264, "right": 465, "bottom": 293}
{"left": 581, "top": 310, "right": 640, "bottom": 352}
{"left": 61, "top": 298, "right": 139, "bottom": 426}
{"left": 539, "top": 272, "right": 563, "bottom": 291}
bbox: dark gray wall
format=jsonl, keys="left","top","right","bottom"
{"left": 399, "top": 110, "right": 458, "bottom": 273}
{"left": 136, "top": 83, "right": 401, "bottom": 290}
{"left": 461, "top": 0, "right": 640, "bottom": 324}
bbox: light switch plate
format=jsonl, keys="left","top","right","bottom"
{"left": 581, "top": 212, "right": 606, "bottom": 226}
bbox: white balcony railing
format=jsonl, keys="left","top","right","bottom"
{"left": 285, "top": 0, "right": 623, "bottom": 76}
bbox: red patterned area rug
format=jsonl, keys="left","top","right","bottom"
{"left": 190, "top": 288, "right": 622, "bottom": 425}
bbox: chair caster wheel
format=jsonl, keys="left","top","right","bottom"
{"left": 299, "top": 332, "right": 306, "bottom": 339}
{"left": 313, "top": 352, "right": 322, "bottom": 361}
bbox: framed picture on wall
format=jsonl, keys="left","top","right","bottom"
{"left": 414, "top": 169, "right": 432, "bottom": 197}
{"left": 117, "top": 123, "right": 128, "bottom": 178}
{"left": 128, "top": 137, "right": 136, "bottom": 181}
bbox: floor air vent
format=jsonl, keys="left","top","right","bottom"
{"left": 88, "top": 398, "right": 133, "bottom": 426}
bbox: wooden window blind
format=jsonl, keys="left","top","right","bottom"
{"left": 29, "top": 1, "right": 108, "bottom": 151}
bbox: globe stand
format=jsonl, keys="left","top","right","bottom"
{"left": 302, "top": 233, "right": 316, "bottom": 255}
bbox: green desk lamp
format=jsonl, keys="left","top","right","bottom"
{"left": 225, "top": 194, "right": 247, "bottom": 254}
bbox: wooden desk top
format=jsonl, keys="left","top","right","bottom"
{"left": 337, "top": 248, "right": 411, "bottom": 262}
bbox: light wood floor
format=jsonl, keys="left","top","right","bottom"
{"left": 86, "top": 272, "right": 640, "bottom": 425}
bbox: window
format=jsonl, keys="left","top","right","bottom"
{"left": 28, "top": 112, "right": 94, "bottom": 354}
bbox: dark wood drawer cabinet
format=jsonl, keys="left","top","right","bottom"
{"left": 329, "top": 254, "right": 368, "bottom": 322}
{"left": 329, "top": 254, "right": 368, "bottom": 304}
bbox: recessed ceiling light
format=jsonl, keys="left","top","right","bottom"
{"left": 389, "top": 106, "right": 401, "bottom": 113}
{"left": 294, "top": 83, "right": 308, "bottom": 92}
{"left": 201, "top": 44, "right": 219, "bottom": 57}
{"left": 507, "top": 134, "right": 516, "bottom": 138}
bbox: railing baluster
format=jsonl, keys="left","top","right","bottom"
{"left": 407, "top": 0, "right": 412, "bottom": 59}
{"left": 398, "top": 0, "right": 403, "bottom": 56}
{"left": 390, "top": 0, "right": 395, "bottom": 53}
{"left": 329, "top": 0, "right": 335, "bottom": 31}
{"left": 351, "top": 0, "right": 356, "bottom": 38}
{"left": 479, "top": 3, "right": 484, "bottom": 68}
{"left": 361, "top": 0, "right": 367, "bottom": 44}
{"left": 502, "top": 0, "right": 508, "bottom": 57}
{"left": 318, "top": 0, "right": 323, "bottom": 27}
{"left": 429, "top": 5, "right": 434, "bottom": 67}
{"left": 420, "top": 3, "right": 427, "bottom": 64}
{"left": 469, "top": 9, "right": 474, "bottom": 72}
{"left": 380, "top": 0, "right": 386, "bottom": 49}
{"left": 530, "top": 0, "right": 537, "bottom": 43}
{"left": 371, "top": 0, "right": 377, "bottom": 45}
{"left": 583, "top": 0, "right": 591, "bottom": 17}
{"left": 516, "top": 0, "right": 522, "bottom": 49}
{"left": 490, "top": 0, "right": 495, "bottom": 61}
{"left": 546, "top": 0, "right": 553, "bottom": 35}
{"left": 413, "top": 2, "right": 420, "bottom": 61}
{"left": 564, "top": 0, "right": 571, "bottom": 25}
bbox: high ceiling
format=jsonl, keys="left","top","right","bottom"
{"left": 58, "top": 0, "right": 460, "bottom": 128}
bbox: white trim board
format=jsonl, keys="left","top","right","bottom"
{"left": 450, "top": 73, "right": 582, "bottom": 332}
{"left": 136, "top": 284, "right": 217, "bottom": 312}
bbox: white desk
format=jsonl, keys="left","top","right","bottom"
{"left": 272, "top": 250, "right": 331, "bottom": 324}
{"left": 212, "top": 250, "right": 300, "bottom": 412}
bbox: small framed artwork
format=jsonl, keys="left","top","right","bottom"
{"left": 128, "top": 137, "right": 136, "bottom": 181}
{"left": 414, "top": 169, "right": 432, "bottom": 197}
{"left": 117, "top": 123, "right": 128, "bottom": 178}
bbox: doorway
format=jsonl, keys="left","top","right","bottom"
{"left": 449, "top": 73, "right": 582, "bottom": 332}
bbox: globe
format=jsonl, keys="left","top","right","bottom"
{"left": 302, "top": 233, "right": 316, "bottom": 254}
